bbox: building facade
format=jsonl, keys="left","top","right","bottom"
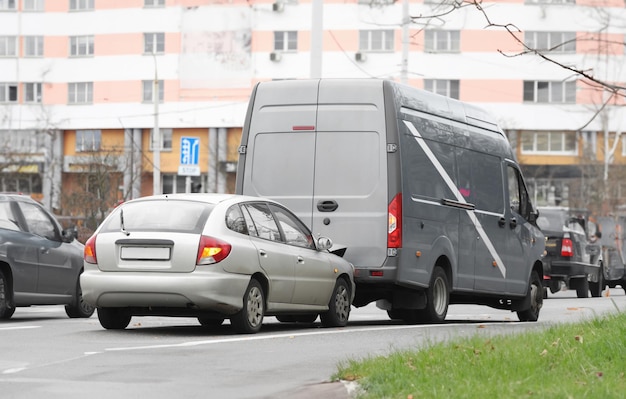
{"left": 0, "top": 0, "right": 625, "bottom": 229}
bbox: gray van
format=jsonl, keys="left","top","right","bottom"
{"left": 235, "top": 78, "right": 545, "bottom": 323}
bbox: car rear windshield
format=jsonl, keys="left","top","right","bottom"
{"left": 100, "top": 200, "right": 214, "bottom": 234}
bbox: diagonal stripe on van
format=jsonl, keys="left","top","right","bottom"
{"left": 402, "top": 120, "right": 507, "bottom": 278}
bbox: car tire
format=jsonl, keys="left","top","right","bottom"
{"left": 198, "top": 317, "right": 225, "bottom": 328}
{"left": 517, "top": 271, "right": 543, "bottom": 322}
{"left": 97, "top": 308, "right": 132, "bottom": 330}
{"left": 576, "top": 278, "right": 589, "bottom": 298}
{"left": 65, "top": 277, "right": 96, "bottom": 318}
{"left": 589, "top": 264, "right": 604, "bottom": 298}
{"left": 321, "top": 278, "right": 351, "bottom": 328}
{"left": 231, "top": 279, "right": 264, "bottom": 334}
{"left": 0, "top": 270, "right": 15, "bottom": 320}
{"left": 417, "top": 266, "right": 449, "bottom": 324}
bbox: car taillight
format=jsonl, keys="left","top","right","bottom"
{"left": 561, "top": 238, "right": 574, "bottom": 257}
{"left": 197, "top": 236, "right": 232, "bottom": 265}
{"left": 388, "top": 193, "right": 402, "bottom": 248}
{"left": 84, "top": 234, "right": 97, "bottom": 264}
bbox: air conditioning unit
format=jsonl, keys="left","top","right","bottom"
{"left": 270, "top": 52, "right": 282, "bottom": 62}
{"left": 272, "top": 2, "right": 284, "bottom": 12}
{"left": 355, "top": 52, "right": 367, "bottom": 62}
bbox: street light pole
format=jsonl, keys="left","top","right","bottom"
{"left": 152, "top": 52, "right": 161, "bottom": 195}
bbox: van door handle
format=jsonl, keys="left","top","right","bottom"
{"left": 317, "top": 200, "right": 338, "bottom": 212}
{"left": 498, "top": 217, "right": 506, "bottom": 228}
{"left": 510, "top": 217, "right": 517, "bottom": 229}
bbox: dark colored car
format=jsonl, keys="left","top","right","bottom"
{"left": 537, "top": 207, "right": 603, "bottom": 298}
{"left": 0, "top": 194, "right": 95, "bottom": 319}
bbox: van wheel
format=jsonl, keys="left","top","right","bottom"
{"left": 589, "top": 264, "right": 604, "bottom": 298}
{"left": 418, "top": 266, "right": 449, "bottom": 323}
{"left": 231, "top": 279, "right": 265, "bottom": 334}
{"left": 517, "top": 271, "right": 543, "bottom": 322}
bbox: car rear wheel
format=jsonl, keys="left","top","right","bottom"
{"left": 97, "top": 308, "right": 132, "bottom": 330}
{"left": 517, "top": 271, "right": 543, "bottom": 322}
{"left": 0, "top": 270, "right": 15, "bottom": 320}
{"left": 589, "top": 264, "right": 604, "bottom": 298}
{"left": 65, "top": 277, "right": 96, "bottom": 318}
{"left": 321, "top": 278, "right": 351, "bottom": 327}
{"left": 231, "top": 279, "right": 264, "bottom": 334}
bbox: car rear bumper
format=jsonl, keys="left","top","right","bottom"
{"left": 80, "top": 266, "right": 250, "bottom": 315}
{"left": 546, "top": 260, "right": 600, "bottom": 279}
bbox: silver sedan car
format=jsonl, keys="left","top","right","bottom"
{"left": 80, "top": 193, "right": 355, "bottom": 334}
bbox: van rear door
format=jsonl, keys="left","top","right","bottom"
{"left": 238, "top": 79, "right": 389, "bottom": 268}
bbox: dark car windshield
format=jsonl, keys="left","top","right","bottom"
{"left": 101, "top": 200, "right": 214, "bottom": 234}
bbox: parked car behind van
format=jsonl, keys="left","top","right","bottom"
{"left": 236, "top": 78, "right": 545, "bottom": 323}
{"left": 0, "top": 193, "right": 94, "bottom": 320}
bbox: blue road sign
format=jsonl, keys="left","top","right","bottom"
{"left": 180, "top": 136, "right": 199, "bottom": 166}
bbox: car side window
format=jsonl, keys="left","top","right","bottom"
{"left": 243, "top": 203, "right": 282, "bottom": 242}
{"left": 17, "top": 202, "right": 59, "bottom": 241}
{"left": 0, "top": 201, "right": 20, "bottom": 231}
{"left": 225, "top": 205, "right": 248, "bottom": 235}
{"left": 268, "top": 204, "right": 315, "bottom": 249}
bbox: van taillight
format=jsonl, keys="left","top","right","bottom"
{"left": 84, "top": 235, "right": 97, "bottom": 264}
{"left": 388, "top": 193, "right": 402, "bottom": 248}
{"left": 197, "top": 236, "right": 232, "bottom": 265}
{"left": 561, "top": 238, "right": 574, "bottom": 257}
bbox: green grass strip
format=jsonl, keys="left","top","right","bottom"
{"left": 334, "top": 313, "right": 626, "bottom": 398}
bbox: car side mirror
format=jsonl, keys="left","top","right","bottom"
{"left": 61, "top": 226, "right": 78, "bottom": 243}
{"left": 317, "top": 236, "right": 333, "bottom": 251}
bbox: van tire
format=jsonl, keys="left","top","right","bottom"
{"left": 517, "top": 271, "right": 543, "bottom": 322}
{"left": 418, "top": 266, "right": 449, "bottom": 324}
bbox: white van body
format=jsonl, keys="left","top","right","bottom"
{"left": 236, "top": 79, "right": 545, "bottom": 322}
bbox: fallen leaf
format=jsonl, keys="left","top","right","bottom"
{"left": 567, "top": 307, "right": 580, "bottom": 311}
{"left": 477, "top": 324, "right": 486, "bottom": 329}
{"left": 597, "top": 372, "right": 603, "bottom": 378}
{"left": 575, "top": 335, "right": 583, "bottom": 344}
{"left": 540, "top": 349, "right": 548, "bottom": 356}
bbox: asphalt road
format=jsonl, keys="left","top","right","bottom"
{"left": 1, "top": 288, "right": 624, "bottom": 399}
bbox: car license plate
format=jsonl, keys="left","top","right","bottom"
{"left": 120, "top": 246, "right": 171, "bottom": 261}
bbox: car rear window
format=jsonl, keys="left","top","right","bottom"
{"left": 100, "top": 200, "right": 213, "bottom": 234}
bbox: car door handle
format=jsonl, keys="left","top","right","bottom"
{"left": 510, "top": 217, "right": 517, "bottom": 229}
{"left": 498, "top": 217, "right": 506, "bottom": 228}
{"left": 317, "top": 200, "right": 338, "bottom": 212}
{"left": 297, "top": 256, "right": 304, "bottom": 264}
{"left": 40, "top": 247, "right": 49, "bottom": 254}
{"left": 259, "top": 249, "right": 267, "bottom": 257}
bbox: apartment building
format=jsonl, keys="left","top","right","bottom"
{"left": 0, "top": 0, "right": 625, "bottom": 225}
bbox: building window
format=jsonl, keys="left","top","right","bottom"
{"left": 0, "top": 83, "right": 18, "bottom": 103}
{"left": 525, "top": 0, "right": 574, "bottom": 4}
{"left": 23, "top": 0, "right": 44, "bottom": 11}
{"left": 150, "top": 128, "right": 172, "bottom": 151}
{"left": 24, "top": 36, "right": 44, "bottom": 57}
{"left": 521, "top": 131, "right": 577, "bottom": 154}
{"left": 424, "top": 79, "right": 460, "bottom": 99}
{"left": 144, "top": 0, "right": 165, "bottom": 7}
{"left": 523, "top": 80, "right": 576, "bottom": 103}
{"left": 75, "top": 129, "right": 101, "bottom": 152}
{"left": 524, "top": 31, "right": 576, "bottom": 53}
{"left": 142, "top": 80, "right": 164, "bottom": 103}
{"left": 144, "top": 33, "right": 165, "bottom": 54}
{"left": 0, "top": 0, "right": 16, "bottom": 10}
{"left": 424, "top": 30, "right": 460, "bottom": 53}
{"left": 359, "top": 30, "right": 394, "bottom": 52}
{"left": 162, "top": 174, "right": 204, "bottom": 194}
{"left": 24, "top": 82, "right": 42, "bottom": 103}
{"left": 69, "top": 0, "right": 93, "bottom": 11}
{"left": 274, "top": 31, "right": 297, "bottom": 52}
{"left": 0, "top": 36, "right": 18, "bottom": 57}
{"left": 70, "top": 36, "right": 94, "bottom": 57}
{"left": 68, "top": 82, "right": 93, "bottom": 104}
